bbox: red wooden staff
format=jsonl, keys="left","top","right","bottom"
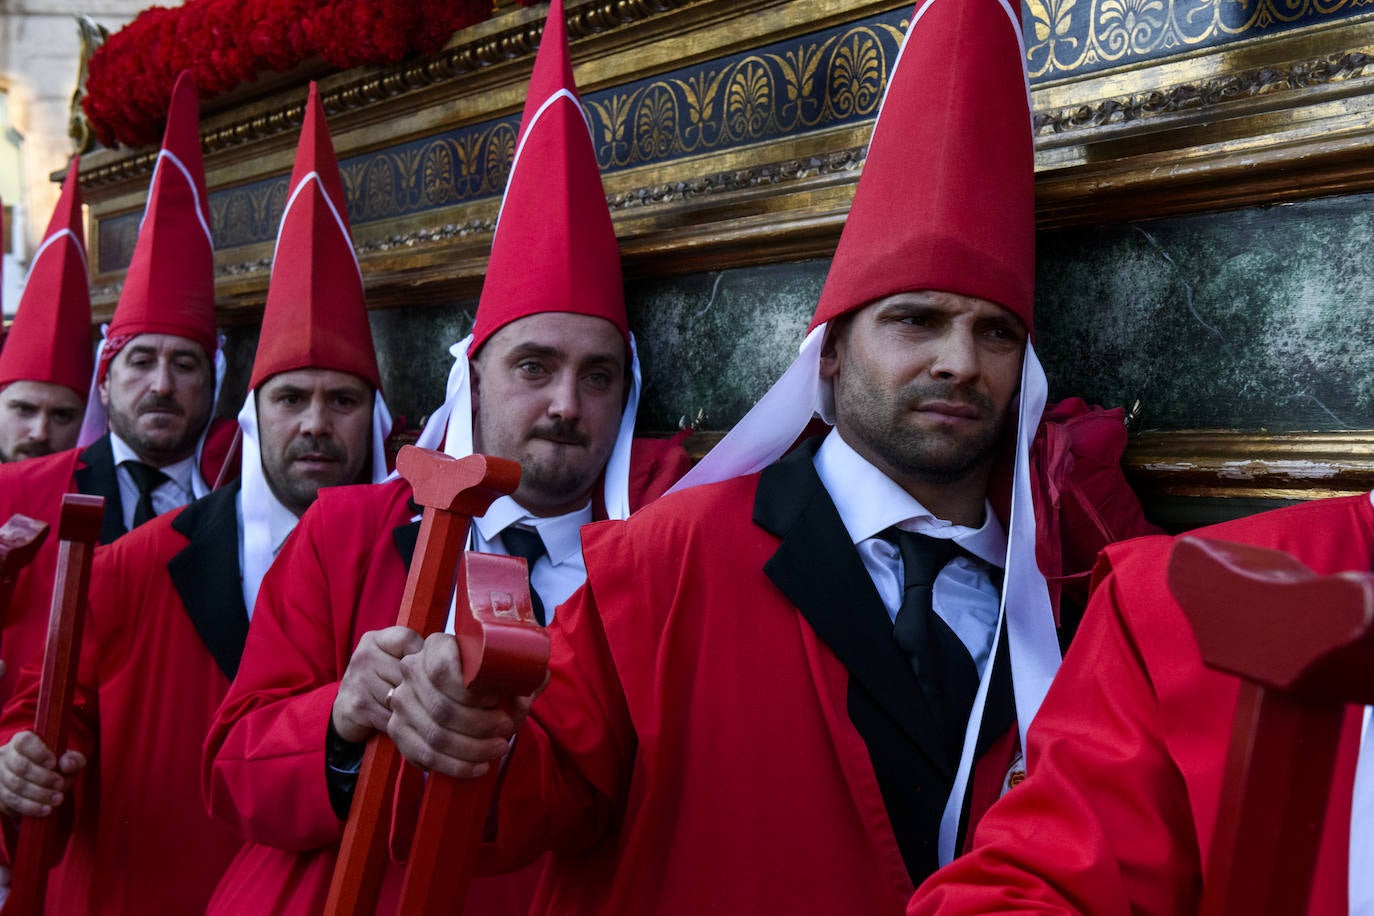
{"left": 0, "top": 515, "right": 49, "bottom": 629}
{"left": 3, "top": 494, "right": 104, "bottom": 916}
{"left": 395, "top": 549, "right": 549, "bottom": 915}
{"left": 324, "top": 446, "right": 521, "bottom": 916}
{"left": 1168, "top": 535, "right": 1374, "bottom": 916}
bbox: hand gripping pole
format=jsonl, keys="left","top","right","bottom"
{"left": 1168, "top": 536, "right": 1374, "bottom": 916}
{"left": 324, "top": 447, "right": 521, "bottom": 916}
{"left": 3, "top": 495, "right": 104, "bottom": 916}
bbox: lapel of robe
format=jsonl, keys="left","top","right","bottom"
{"left": 73, "top": 434, "right": 127, "bottom": 545}
{"left": 166, "top": 481, "right": 249, "bottom": 680}
{"left": 754, "top": 440, "right": 952, "bottom": 778}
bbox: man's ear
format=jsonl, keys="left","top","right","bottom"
{"left": 818, "top": 323, "right": 843, "bottom": 382}
{"left": 98, "top": 375, "right": 111, "bottom": 409}
{"left": 468, "top": 358, "right": 482, "bottom": 413}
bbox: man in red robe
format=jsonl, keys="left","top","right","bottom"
{"left": 0, "top": 81, "right": 393, "bottom": 914}
{"left": 0, "top": 71, "right": 236, "bottom": 711}
{"left": 0, "top": 160, "right": 91, "bottom": 465}
{"left": 380, "top": 1, "right": 1155, "bottom": 913}
{"left": 201, "top": 4, "right": 691, "bottom": 911}
{"left": 907, "top": 493, "right": 1374, "bottom": 915}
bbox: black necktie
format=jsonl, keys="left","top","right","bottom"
{"left": 501, "top": 526, "right": 548, "bottom": 626}
{"left": 887, "top": 528, "right": 982, "bottom": 765}
{"left": 124, "top": 462, "right": 170, "bottom": 529}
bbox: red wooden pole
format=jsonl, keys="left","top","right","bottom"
{"left": 3, "top": 495, "right": 104, "bottom": 916}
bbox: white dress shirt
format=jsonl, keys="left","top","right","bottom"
{"left": 236, "top": 489, "right": 301, "bottom": 618}
{"left": 109, "top": 432, "right": 208, "bottom": 532}
{"left": 441, "top": 494, "right": 593, "bottom": 633}
{"left": 812, "top": 430, "right": 1005, "bottom": 678}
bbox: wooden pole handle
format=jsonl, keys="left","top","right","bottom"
{"left": 3, "top": 495, "right": 104, "bottom": 916}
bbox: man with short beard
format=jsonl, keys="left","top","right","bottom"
{"left": 380, "top": 3, "right": 1157, "bottom": 914}
{"left": 202, "top": 6, "right": 690, "bottom": 911}
{"left": 0, "top": 71, "right": 236, "bottom": 710}
{"left": 0, "top": 160, "right": 92, "bottom": 465}
{"left": 0, "top": 82, "right": 392, "bottom": 914}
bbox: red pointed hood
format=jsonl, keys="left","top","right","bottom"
{"left": 103, "top": 69, "right": 217, "bottom": 379}
{"left": 467, "top": 0, "right": 626, "bottom": 355}
{"left": 0, "top": 160, "right": 93, "bottom": 396}
{"left": 249, "top": 82, "right": 380, "bottom": 392}
{"left": 810, "top": 0, "right": 1035, "bottom": 337}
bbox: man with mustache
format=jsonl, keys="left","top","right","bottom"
{"left": 0, "top": 72, "right": 236, "bottom": 711}
{"left": 0, "top": 82, "right": 392, "bottom": 914}
{"left": 0, "top": 162, "right": 91, "bottom": 465}
{"left": 381, "top": 2, "right": 1156, "bottom": 914}
{"left": 201, "top": 5, "right": 691, "bottom": 911}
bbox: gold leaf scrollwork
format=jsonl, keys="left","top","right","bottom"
{"left": 827, "top": 31, "right": 884, "bottom": 120}
{"left": 362, "top": 158, "right": 397, "bottom": 221}
{"left": 422, "top": 140, "right": 457, "bottom": 207}
{"left": 586, "top": 93, "right": 634, "bottom": 167}
{"left": 635, "top": 86, "right": 679, "bottom": 161}
{"left": 725, "top": 58, "right": 774, "bottom": 141}
{"left": 485, "top": 123, "right": 518, "bottom": 193}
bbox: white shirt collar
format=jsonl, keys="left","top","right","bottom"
{"left": 109, "top": 430, "right": 201, "bottom": 496}
{"left": 471, "top": 494, "right": 593, "bottom": 567}
{"left": 812, "top": 429, "right": 1007, "bottom": 569}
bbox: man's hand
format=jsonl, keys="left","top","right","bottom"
{"left": 387, "top": 632, "right": 543, "bottom": 779}
{"left": 331, "top": 626, "right": 425, "bottom": 744}
{"left": 0, "top": 731, "right": 86, "bottom": 818}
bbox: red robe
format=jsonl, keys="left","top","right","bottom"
{"left": 0, "top": 422, "right": 238, "bottom": 710}
{"left": 0, "top": 481, "right": 249, "bottom": 913}
{"left": 202, "top": 438, "right": 691, "bottom": 914}
{"left": 908, "top": 494, "right": 1374, "bottom": 915}
{"left": 475, "top": 442, "right": 1023, "bottom": 914}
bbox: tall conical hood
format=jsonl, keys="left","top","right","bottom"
{"left": 0, "top": 160, "right": 92, "bottom": 396}
{"left": 467, "top": 0, "right": 627, "bottom": 355}
{"left": 103, "top": 69, "right": 217, "bottom": 378}
{"left": 810, "top": 0, "right": 1035, "bottom": 336}
{"left": 250, "top": 82, "right": 380, "bottom": 392}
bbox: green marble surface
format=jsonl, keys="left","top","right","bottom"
{"left": 218, "top": 191, "right": 1374, "bottom": 437}
{"left": 1037, "top": 194, "right": 1374, "bottom": 432}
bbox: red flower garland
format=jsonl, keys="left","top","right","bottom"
{"left": 84, "top": 0, "right": 536, "bottom": 149}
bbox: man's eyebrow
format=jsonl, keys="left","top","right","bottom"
{"left": 269, "top": 384, "right": 309, "bottom": 397}
{"left": 3, "top": 398, "right": 36, "bottom": 410}
{"left": 507, "top": 343, "right": 563, "bottom": 360}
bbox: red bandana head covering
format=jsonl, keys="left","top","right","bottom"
{"left": 810, "top": 0, "right": 1035, "bottom": 338}
{"left": 101, "top": 69, "right": 216, "bottom": 381}
{"left": 249, "top": 82, "right": 380, "bottom": 392}
{"left": 0, "top": 159, "right": 92, "bottom": 396}
{"left": 467, "top": 0, "right": 627, "bottom": 356}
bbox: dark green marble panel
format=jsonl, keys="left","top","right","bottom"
{"left": 1036, "top": 193, "right": 1374, "bottom": 432}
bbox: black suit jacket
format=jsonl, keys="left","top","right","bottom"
{"left": 754, "top": 440, "right": 1015, "bottom": 884}
{"left": 165, "top": 481, "right": 250, "bottom": 680}
{"left": 72, "top": 434, "right": 127, "bottom": 545}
